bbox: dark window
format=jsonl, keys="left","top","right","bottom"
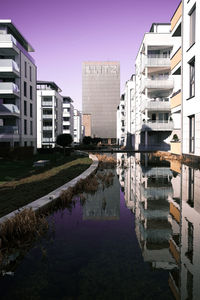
{"left": 24, "top": 119, "right": 27, "bottom": 135}
{"left": 24, "top": 81, "right": 27, "bottom": 97}
{"left": 25, "top": 61, "right": 27, "bottom": 78}
{"left": 189, "top": 115, "right": 195, "bottom": 153}
{"left": 189, "top": 58, "right": 195, "bottom": 98}
{"left": 24, "top": 141, "right": 27, "bottom": 147}
{"left": 30, "top": 121, "right": 33, "bottom": 135}
{"left": 29, "top": 66, "right": 32, "bottom": 81}
{"left": 30, "top": 103, "right": 32, "bottom": 117}
{"left": 30, "top": 85, "right": 32, "bottom": 100}
{"left": 24, "top": 100, "right": 27, "bottom": 116}
{"left": 188, "top": 167, "right": 194, "bottom": 207}
{"left": 189, "top": 6, "right": 196, "bottom": 46}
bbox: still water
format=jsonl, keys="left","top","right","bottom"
{"left": 0, "top": 153, "right": 198, "bottom": 299}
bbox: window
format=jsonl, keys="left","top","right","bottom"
{"left": 189, "top": 115, "right": 195, "bottom": 153}
{"left": 24, "top": 81, "right": 27, "bottom": 97}
{"left": 24, "top": 100, "right": 27, "bottom": 116}
{"left": 24, "top": 119, "right": 27, "bottom": 135}
{"left": 30, "top": 103, "right": 32, "bottom": 117}
{"left": 188, "top": 168, "right": 194, "bottom": 207}
{"left": 24, "top": 141, "right": 27, "bottom": 147}
{"left": 29, "top": 121, "right": 32, "bottom": 135}
{"left": 189, "top": 6, "right": 196, "bottom": 46}
{"left": 189, "top": 58, "right": 195, "bottom": 98}
{"left": 30, "top": 85, "right": 32, "bottom": 100}
{"left": 24, "top": 61, "right": 27, "bottom": 77}
{"left": 29, "top": 66, "right": 32, "bottom": 81}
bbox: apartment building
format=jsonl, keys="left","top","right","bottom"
{"left": 37, "top": 81, "right": 63, "bottom": 148}
{"left": 63, "top": 96, "right": 74, "bottom": 140}
{"left": 0, "top": 20, "right": 37, "bottom": 149}
{"left": 116, "top": 94, "right": 125, "bottom": 146}
{"left": 135, "top": 23, "right": 174, "bottom": 151}
{"left": 182, "top": 0, "right": 200, "bottom": 158}
{"left": 73, "top": 109, "right": 82, "bottom": 144}
{"left": 124, "top": 75, "right": 135, "bottom": 149}
{"left": 170, "top": 2, "right": 182, "bottom": 155}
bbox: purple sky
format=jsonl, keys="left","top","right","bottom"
{"left": 1, "top": 0, "right": 180, "bottom": 110}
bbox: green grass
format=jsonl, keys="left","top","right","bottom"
{"left": 0, "top": 154, "right": 92, "bottom": 217}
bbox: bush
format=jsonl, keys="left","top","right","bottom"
{"left": 0, "top": 147, "right": 34, "bottom": 160}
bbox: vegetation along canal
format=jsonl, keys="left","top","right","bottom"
{"left": 0, "top": 153, "right": 197, "bottom": 299}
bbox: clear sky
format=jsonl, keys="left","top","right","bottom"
{"left": 1, "top": 0, "right": 180, "bottom": 110}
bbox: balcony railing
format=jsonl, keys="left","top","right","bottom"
{"left": 141, "top": 98, "right": 170, "bottom": 111}
{"left": 0, "top": 126, "right": 19, "bottom": 134}
{"left": 42, "top": 126, "right": 53, "bottom": 130}
{"left": 0, "top": 82, "right": 20, "bottom": 97}
{"left": 0, "top": 103, "right": 20, "bottom": 116}
{"left": 143, "top": 57, "right": 170, "bottom": 70}
{"left": 142, "top": 120, "right": 174, "bottom": 131}
{"left": 0, "top": 59, "right": 20, "bottom": 77}
{"left": 142, "top": 78, "right": 174, "bottom": 91}
{"left": 43, "top": 114, "right": 53, "bottom": 119}
{"left": 42, "top": 101, "right": 53, "bottom": 106}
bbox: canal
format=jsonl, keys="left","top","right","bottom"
{"left": 0, "top": 153, "right": 198, "bottom": 299}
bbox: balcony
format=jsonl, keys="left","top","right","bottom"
{"left": 63, "top": 103, "right": 71, "bottom": 108}
{"left": 0, "top": 34, "right": 19, "bottom": 56}
{"left": 171, "top": 48, "right": 182, "bottom": 71}
{"left": 142, "top": 120, "right": 174, "bottom": 131}
{"left": 141, "top": 98, "right": 170, "bottom": 112}
{"left": 171, "top": 2, "right": 182, "bottom": 32}
{"left": 43, "top": 114, "right": 53, "bottom": 119}
{"left": 143, "top": 56, "right": 170, "bottom": 71}
{"left": 42, "top": 101, "right": 53, "bottom": 106}
{"left": 42, "top": 138, "right": 54, "bottom": 143}
{"left": 0, "top": 126, "right": 19, "bottom": 135}
{"left": 142, "top": 78, "right": 174, "bottom": 92}
{"left": 63, "top": 121, "right": 70, "bottom": 126}
{"left": 63, "top": 111, "right": 71, "bottom": 117}
{"left": 0, "top": 103, "right": 20, "bottom": 117}
{"left": 42, "top": 126, "right": 53, "bottom": 131}
{"left": 170, "top": 90, "right": 181, "bottom": 109}
{"left": 0, "top": 82, "right": 20, "bottom": 98}
{"left": 0, "top": 59, "right": 20, "bottom": 78}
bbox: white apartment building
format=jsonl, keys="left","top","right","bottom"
{"left": 182, "top": 0, "right": 200, "bottom": 158}
{"left": 124, "top": 75, "right": 135, "bottom": 149}
{"left": 62, "top": 96, "right": 74, "bottom": 140}
{"left": 170, "top": 2, "right": 182, "bottom": 155}
{"left": 73, "top": 109, "right": 82, "bottom": 144}
{"left": 0, "top": 20, "right": 37, "bottom": 149}
{"left": 135, "top": 23, "right": 174, "bottom": 151}
{"left": 116, "top": 94, "right": 125, "bottom": 146}
{"left": 37, "top": 81, "right": 63, "bottom": 148}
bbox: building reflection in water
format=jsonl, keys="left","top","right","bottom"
{"left": 82, "top": 174, "right": 120, "bottom": 220}
{"left": 117, "top": 153, "right": 200, "bottom": 300}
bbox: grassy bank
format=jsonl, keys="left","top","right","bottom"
{"left": 0, "top": 155, "right": 92, "bottom": 217}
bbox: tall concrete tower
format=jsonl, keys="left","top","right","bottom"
{"left": 82, "top": 61, "right": 120, "bottom": 144}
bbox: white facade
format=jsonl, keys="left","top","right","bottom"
{"left": 170, "top": 2, "right": 182, "bottom": 155}
{"left": 73, "top": 109, "right": 82, "bottom": 144}
{"left": 37, "top": 81, "right": 63, "bottom": 148}
{"left": 124, "top": 75, "right": 135, "bottom": 149}
{"left": 116, "top": 94, "right": 125, "bottom": 146}
{"left": 0, "top": 20, "right": 37, "bottom": 149}
{"left": 134, "top": 23, "right": 174, "bottom": 151}
{"left": 182, "top": 0, "right": 200, "bottom": 157}
{"left": 62, "top": 97, "right": 74, "bottom": 140}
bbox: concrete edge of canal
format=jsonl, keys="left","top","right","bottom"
{"left": 0, "top": 153, "right": 99, "bottom": 226}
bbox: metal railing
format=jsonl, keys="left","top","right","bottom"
{"left": 0, "top": 125, "right": 19, "bottom": 134}
{"left": 0, "top": 59, "right": 20, "bottom": 73}
{"left": 0, "top": 103, "right": 20, "bottom": 115}
{"left": 0, "top": 82, "right": 20, "bottom": 94}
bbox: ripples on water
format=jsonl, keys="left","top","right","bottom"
{"left": 0, "top": 153, "right": 198, "bottom": 299}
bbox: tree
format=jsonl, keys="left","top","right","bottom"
{"left": 82, "top": 136, "right": 92, "bottom": 145}
{"left": 56, "top": 134, "right": 73, "bottom": 154}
